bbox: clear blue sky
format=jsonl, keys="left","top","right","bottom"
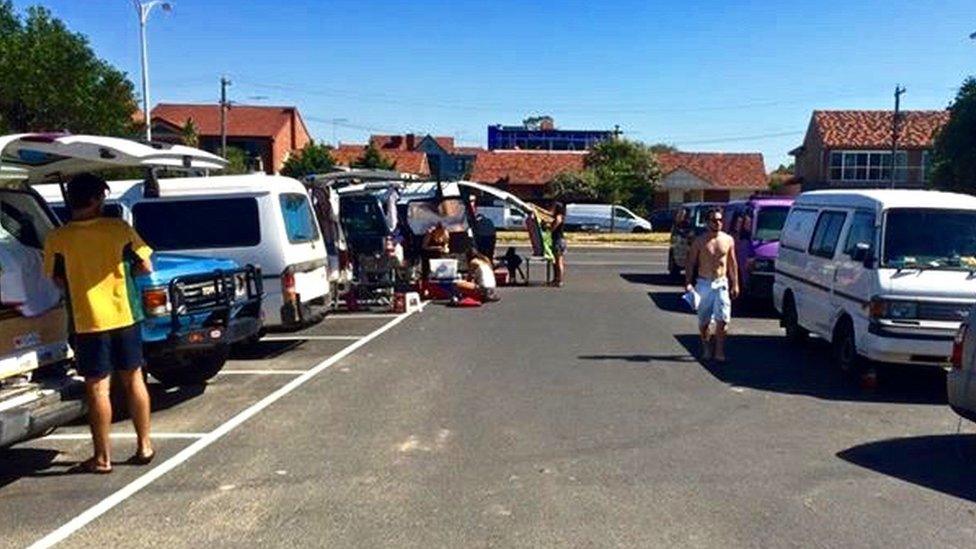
{"left": 12, "top": 0, "right": 976, "bottom": 168}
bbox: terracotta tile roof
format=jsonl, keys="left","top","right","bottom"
{"left": 332, "top": 144, "right": 430, "bottom": 176}
{"left": 431, "top": 136, "right": 455, "bottom": 151}
{"left": 151, "top": 103, "right": 310, "bottom": 140}
{"left": 811, "top": 110, "right": 949, "bottom": 149}
{"left": 452, "top": 146, "right": 486, "bottom": 156}
{"left": 368, "top": 134, "right": 455, "bottom": 152}
{"left": 657, "top": 152, "right": 767, "bottom": 189}
{"left": 469, "top": 151, "right": 587, "bottom": 186}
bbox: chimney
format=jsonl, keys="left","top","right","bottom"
{"left": 405, "top": 133, "right": 416, "bottom": 151}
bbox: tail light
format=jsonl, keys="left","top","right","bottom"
{"left": 384, "top": 236, "right": 397, "bottom": 257}
{"left": 142, "top": 287, "right": 169, "bottom": 316}
{"left": 281, "top": 268, "right": 297, "bottom": 303}
{"left": 951, "top": 323, "right": 968, "bottom": 370}
{"left": 338, "top": 249, "right": 350, "bottom": 269}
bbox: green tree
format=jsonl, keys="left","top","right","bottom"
{"left": 223, "top": 146, "right": 251, "bottom": 175}
{"left": 648, "top": 143, "right": 678, "bottom": 154}
{"left": 0, "top": 2, "right": 138, "bottom": 135}
{"left": 180, "top": 118, "right": 199, "bottom": 148}
{"left": 352, "top": 143, "right": 396, "bottom": 170}
{"left": 584, "top": 138, "right": 661, "bottom": 216}
{"left": 281, "top": 141, "right": 336, "bottom": 179}
{"left": 930, "top": 77, "right": 976, "bottom": 192}
{"left": 545, "top": 171, "right": 599, "bottom": 202}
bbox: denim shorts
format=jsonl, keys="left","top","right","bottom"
{"left": 73, "top": 323, "right": 145, "bottom": 379}
{"left": 553, "top": 238, "right": 568, "bottom": 255}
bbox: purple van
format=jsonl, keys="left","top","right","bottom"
{"left": 722, "top": 196, "right": 794, "bottom": 300}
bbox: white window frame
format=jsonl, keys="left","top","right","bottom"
{"left": 828, "top": 150, "right": 907, "bottom": 183}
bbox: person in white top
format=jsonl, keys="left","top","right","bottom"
{"left": 455, "top": 249, "right": 500, "bottom": 302}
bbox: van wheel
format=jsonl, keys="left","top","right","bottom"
{"left": 833, "top": 318, "right": 863, "bottom": 375}
{"left": 782, "top": 295, "right": 808, "bottom": 345}
{"left": 147, "top": 346, "right": 229, "bottom": 387}
{"left": 667, "top": 251, "right": 681, "bottom": 278}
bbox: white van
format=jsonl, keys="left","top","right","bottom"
{"left": 565, "top": 203, "right": 652, "bottom": 233}
{"left": 773, "top": 189, "right": 976, "bottom": 372}
{"left": 478, "top": 202, "right": 526, "bottom": 230}
{"left": 39, "top": 175, "right": 330, "bottom": 331}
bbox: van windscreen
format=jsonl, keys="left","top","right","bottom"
{"left": 754, "top": 206, "right": 789, "bottom": 241}
{"left": 132, "top": 198, "right": 260, "bottom": 250}
{"left": 883, "top": 208, "right": 976, "bottom": 268}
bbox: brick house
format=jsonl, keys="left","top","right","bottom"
{"left": 468, "top": 150, "right": 588, "bottom": 199}
{"left": 789, "top": 110, "right": 949, "bottom": 189}
{"left": 150, "top": 103, "right": 312, "bottom": 174}
{"left": 653, "top": 152, "right": 768, "bottom": 207}
{"left": 331, "top": 144, "right": 431, "bottom": 178}
{"left": 367, "top": 134, "right": 479, "bottom": 181}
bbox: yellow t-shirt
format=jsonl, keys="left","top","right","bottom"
{"left": 43, "top": 218, "right": 153, "bottom": 334}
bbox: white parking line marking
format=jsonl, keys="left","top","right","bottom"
{"left": 329, "top": 313, "right": 401, "bottom": 319}
{"left": 29, "top": 309, "right": 419, "bottom": 549}
{"left": 42, "top": 433, "right": 207, "bottom": 441}
{"left": 570, "top": 261, "right": 667, "bottom": 266}
{"left": 262, "top": 335, "right": 362, "bottom": 341}
{"left": 217, "top": 369, "right": 307, "bottom": 375}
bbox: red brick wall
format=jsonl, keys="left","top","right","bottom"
{"left": 271, "top": 112, "right": 312, "bottom": 174}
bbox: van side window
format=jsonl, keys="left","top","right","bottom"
{"left": 133, "top": 198, "right": 261, "bottom": 250}
{"left": 279, "top": 193, "right": 320, "bottom": 244}
{"left": 808, "top": 211, "right": 848, "bottom": 259}
{"left": 780, "top": 208, "right": 818, "bottom": 251}
{"left": 844, "top": 212, "right": 876, "bottom": 256}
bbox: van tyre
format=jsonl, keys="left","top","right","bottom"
{"left": 147, "top": 345, "right": 229, "bottom": 387}
{"left": 782, "top": 295, "right": 808, "bottom": 345}
{"left": 833, "top": 318, "right": 863, "bottom": 376}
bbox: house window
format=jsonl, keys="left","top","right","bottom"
{"left": 828, "top": 151, "right": 907, "bottom": 182}
{"left": 922, "top": 150, "right": 932, "bottom": 182}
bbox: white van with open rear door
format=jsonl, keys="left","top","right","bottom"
{"left": 774, "top": 189, "right": 976, "bottom": 374}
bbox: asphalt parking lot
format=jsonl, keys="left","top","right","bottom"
{"left": 3, "top": 246, "right": 976, "bottom": 548}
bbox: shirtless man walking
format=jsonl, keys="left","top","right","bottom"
{"left": 685, "top": 208, "right": 739, "bottom": 363}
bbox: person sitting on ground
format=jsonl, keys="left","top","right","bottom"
{"left": 501, "top": 246, "right": 524, "bottom": 283}
{"left": 455, "top": 249, "right": 500, "bottom": 302}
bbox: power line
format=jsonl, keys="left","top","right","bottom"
{"left": 671, "top": 130, "right": 804, "bottom": 146}
{"left": 231, "top": 77, "right": 939, "bottom": 116}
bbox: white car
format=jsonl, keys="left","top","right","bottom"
{"left": 774, "top": 189, "right": 976, "bottom": 373}
{"left": 565, "top": 203, "right": 652, "bottom": 233}
{"left": 949, "top": 309, "right": 976, "bottom": 422}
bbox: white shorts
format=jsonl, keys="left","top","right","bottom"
{"left": 696, "top": 277, "right": 731, "bottom": 326}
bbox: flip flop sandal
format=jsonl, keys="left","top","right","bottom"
{"left": 72, "top": 458, "right": 113, "bottom": 475}
{"left": 126, "top": 451, "right": 156, "bottom": 466}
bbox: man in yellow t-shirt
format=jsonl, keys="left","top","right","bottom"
{"left": 43, "top": 173, "right": 155, "bottom": 474}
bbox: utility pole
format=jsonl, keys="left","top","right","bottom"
{"left": 220, "top": 76, "right": 231, "bottom": 158}
{"left": 890, "top": 85, "right": 906, "bottom": 189}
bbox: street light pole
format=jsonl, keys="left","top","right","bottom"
{"left": 134, "top": 1, "right": 172, "bottom": 142}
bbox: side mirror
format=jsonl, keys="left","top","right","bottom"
{"left": 851, "top": 242, "right": 874, "bottom": 266}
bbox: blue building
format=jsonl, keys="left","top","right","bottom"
{"left": 488, "top": 118, "right": 613, "bottom": 151}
